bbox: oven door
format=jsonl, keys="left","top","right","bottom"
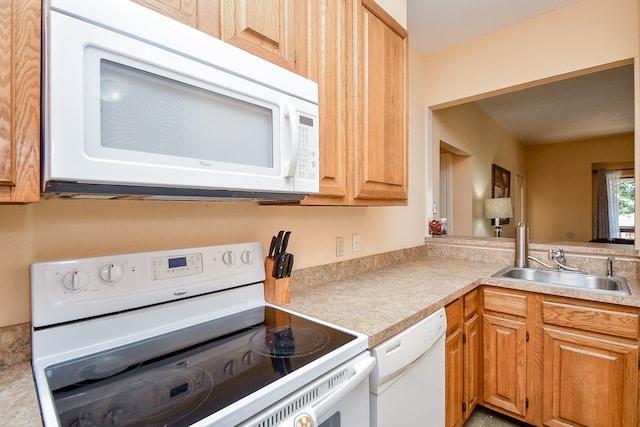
{"left": 44, "top": 6, "right": 319, "bottom": 197}
{"left": 236, "top": 352, "right": 375, "bottom": 427}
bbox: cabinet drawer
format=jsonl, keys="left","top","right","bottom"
{"left": 542, "top": 300, "right": 639, "bottom": 339}
{"left": 446, "top": 298, "right": 463, "bottom": 335}
{"left": 483, "top": 288, "right": 528, "bottom": 317}
{"left": 464, "top": 289, "right": 480, "bottom": 319}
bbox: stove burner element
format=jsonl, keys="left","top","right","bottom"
{"left": 249, "top": 324, "right": 330, "bottom": 358}
{"left": 74, "top": 364, "right": 213, "bottom": 427}
{"left": 77, "top": 355, "right": 136, "bottom": 381}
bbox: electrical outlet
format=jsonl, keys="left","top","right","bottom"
{"left": 336, "top": 237, "right": 344, "bottom": 257}
{"left": 352, "top": 234, "right": 360, "bottom": 252}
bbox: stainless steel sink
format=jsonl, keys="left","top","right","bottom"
{"left": 492, "top": 266, "right": 631, "bottom": 295}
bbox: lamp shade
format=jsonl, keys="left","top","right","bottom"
{"left": 485, "top": 198, "right": 513, "bottom": 219}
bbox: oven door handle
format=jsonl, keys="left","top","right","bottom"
{"left": 312, "top": 354, "right": 376, "bottom": 417}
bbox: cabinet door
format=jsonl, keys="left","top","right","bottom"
{"left": 353, "top": 0, "right": 408, "bottom": 204}
{"left": 0, "top": 0, "right": 40, "bottom": 202}
{"left": 543, "top": 327, "right": 638, "bottom": 427}
{"left": 300, "top": 0, "right": 349, "bottom": 204}
{"left": 218, "top": 0, "right": 295, "bottom": 71}
{"left": 483, "top": 313, "right": 528, "bottom": 417}
{"left": 464, "top": 313, "right": 481, "bottom": 417}
{"left": 445, "top": 328, "right": 464, "bottom": 427}
{"left": 129, "top": 0, "right": 198, "bottom": 27}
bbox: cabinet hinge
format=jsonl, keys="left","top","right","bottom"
{"left": 525, "top": 397, "right": 529, "bottom": 409}
{"left": 294, "top": 50, "right": 297, "bottom": 64}
{"left": 462, "top": 333, "right": 467, "bottom": 343}
{"left": 526, "top": 331, "right": 530, "bottom": 342}
{"left": 462, "top": 401, "right": 467, "bottom": 413}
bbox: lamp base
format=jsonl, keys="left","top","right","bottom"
{"left": 493, "top": 224, "right": 502, "bottom": 238}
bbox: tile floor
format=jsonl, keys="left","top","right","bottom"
{"left": 463, "top": 406, "right": 532, "bottom": 426}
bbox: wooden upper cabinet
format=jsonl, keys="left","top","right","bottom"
{"left": 0, "top": 0, "right": 40, "bottom": 203}
{"left": 130, "top": 1, "right": 300, "bottom": 72}
{"left": 218, "top": 0, "right": 296, "bottom": 71}
{"left": 130, "top": 0, "right": 198, "bottom": 27}
{"left": 353, "top": 0, "right": 408, "bottom": 204}
{"left": 299, "top": 0, "right": 349, "bottom": 204}
{"left": 303, "top": 0, "right": 408, "bottom": 206}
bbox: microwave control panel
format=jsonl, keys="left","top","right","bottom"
{"left": 295, "top": 115, "right": 318, "bottom": 181}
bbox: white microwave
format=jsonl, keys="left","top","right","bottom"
{"left": 42, "top": 0, "right": 319, "bottom": 201}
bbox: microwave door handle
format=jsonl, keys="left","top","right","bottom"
{"left": 282, "top": 100, "right": 299, "bottom": 177}
{"left": 311, "top": 355, "right": 376, "bottom": 418}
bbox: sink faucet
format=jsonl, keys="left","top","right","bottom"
{"left": 550, "top": 249, "right": 567, "bottom": 269}
{"left": 549, "top": 248, "right": 580, "bottom": 271}
{"left": 607, "top": 257, "right": 614, "bottom": 277}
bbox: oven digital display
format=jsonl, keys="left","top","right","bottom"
{"left": 299, "top": 116, "right": 314, "bottom": 127}
{"left": 168, "top": 257, "right": 187, "bottom": 269}
{"left": 170, "top": 382, "right": 189, "bottom": 398}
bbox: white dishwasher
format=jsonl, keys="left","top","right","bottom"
{"left": 369, "top": 307, "right": 447, "bottom": 426}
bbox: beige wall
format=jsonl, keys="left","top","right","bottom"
{"left": 433, "top": 103, "right": 526, "bottom": 238}
{"left": 422, "top": 0, "right": 639, "bottom": 230}
{"left": 525, "top": 134, "right": 634, "bottom": 242}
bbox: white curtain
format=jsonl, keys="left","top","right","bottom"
{"left": 594, "top": 169, "right": 621, "bottom": 240}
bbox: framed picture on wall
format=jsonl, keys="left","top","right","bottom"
{"left": 492, "top": 163, "right": 511, "bottom": 225}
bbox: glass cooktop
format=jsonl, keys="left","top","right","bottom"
{"left": 46, "top": 306, "right": 356, "bottom": 427}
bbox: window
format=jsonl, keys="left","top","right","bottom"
{"left": 618, "top": 177, "right": 635, "bottom": 239}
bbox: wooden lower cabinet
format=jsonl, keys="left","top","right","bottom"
{"left": 445, "top": 290, "right": 481, "bottom": 427}
{"left": 481, "top": 287, "right": 541, "bottom": 425}
{"left": 541, "top": 298, "right": 640, "bottom": 427}
{"left": 445, "top": 326, "right": 464, "bottom": 427}
{"left": 483, "top": 313, "right": 528, "bottom": 417}
{"left": 445, "top": 287, "right": 640, "bottom": 427}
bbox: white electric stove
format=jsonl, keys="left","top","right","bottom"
{"left": 31, "top": 242, "right": 374, "bottom": 426}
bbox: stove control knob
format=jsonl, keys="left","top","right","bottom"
{"left": 224, "top": 360, "right": 237, "bottom": 376}
{"left": 222, "top": 251, "right": 236, "bottom": 266}
{"left": 242, "top": 351, "right": 256, "bottom": 365}
{"left": 99, "top": 263, "right": 124, "bottom": 283}
{"left": 62, "top": 270, "right": 89, "bottom": 292}
{"left": 240, "top": 250, "right": 253, "bottom": 265}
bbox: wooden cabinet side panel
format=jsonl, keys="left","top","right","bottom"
{"left": 483, "top": 313, "right": 528, "bottom": 417}
{"left": 0, "top": 0, "right": 14, "bottom": 184}
{"left": 542, "top": 327, "right": 638, "bottom": 427}
{"left": 0, "top": 0, "right": 40, "bottom": 202}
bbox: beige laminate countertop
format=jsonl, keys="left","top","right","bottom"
{"left": 284, "top": 257, "right": 640, "bottom": 348}
{"left": 5, "top": 256, "right": 640, "bottom": 425}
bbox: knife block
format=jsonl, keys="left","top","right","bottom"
{"left": 263, "top": 257, "right": 291, "bottom": 305}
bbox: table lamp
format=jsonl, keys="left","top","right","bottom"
{"left": 485, "top": 198, "right": 513, "bottom": 237}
